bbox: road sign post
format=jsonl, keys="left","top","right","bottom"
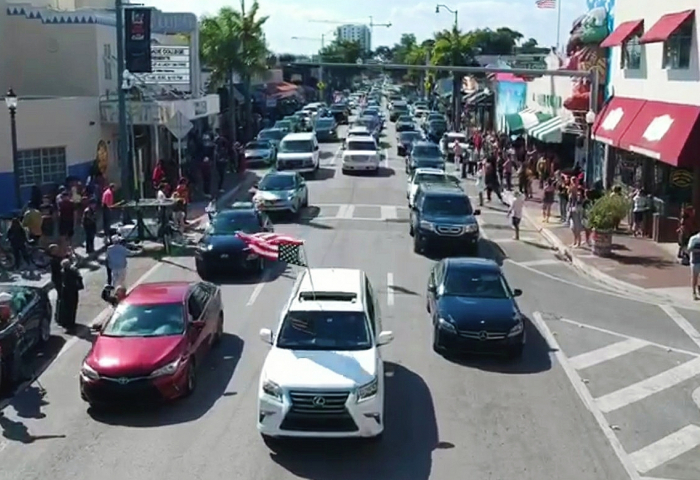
{"left": 166, "top": 111, "right": 194, "bottom": 178}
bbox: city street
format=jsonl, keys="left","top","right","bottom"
{"left": 1, "top": 115, "right": 700, "bottom": 480}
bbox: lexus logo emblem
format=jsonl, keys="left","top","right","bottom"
{"left": 117, "top": 377, "right": 130, "bottom": 385}
{"left": 479, "top": 331, "right": 488, "bottom": 341}
{"left": 312, "top": 396, "right": 326, "bottom": 407}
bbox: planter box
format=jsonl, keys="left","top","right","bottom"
{"left": 591, "top": 229, "right": 613, "bottom": 257}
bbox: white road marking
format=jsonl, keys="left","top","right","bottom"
{"left": 568, "top": 338, "right": 650, "bottom": 371}
{"left": 659, "top": 304, "right": 700, "bottom": 350}
{"left": 628, "top": 425, "right": 700, "bottom": 474}
{"left": 315, "top": 203, "right": 409, "bottom": 209}
{"left": 343, "top": 205, "right": 355, "bottom": 219}
{"left": 383, "top": 149, "right": 389, "bottom": 168}
{"left": 335, "top": 204, "right": 350, "bottom": 219}
{"left": 328, "top": 146, "right": 342, "bottom": 165}
{"left": 532, "top": 312, "right": 642, "bottom": 480}
{"left": 386, "top": 272, "right": 395, "bottom": 306}
{"left": 513, "top": 258, "right": 560, "bottom": 267}
{"left": 595, "top": 357, "right": 700, "bottom": 413}
{"left": 47, "top": 260, "right": 163, "bottom": 367}
{"left": 380, "top": 206, "right": 398, "bottom": 221}
{"left": 247, "top": 270, "right": 272, "bottom": 306}
{"left": 557, "top": 317, "right": 700, "bottom": 358}
{"left": 640, "top": 477, "right": 678, "bottom": 480}
{"left": 693, "top": 385, "right": 700, "bottom": 409}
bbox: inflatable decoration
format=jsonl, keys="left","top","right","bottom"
{"left": 563, "top": 6, "right": 610, "bottom": 113}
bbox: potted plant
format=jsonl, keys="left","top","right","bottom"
{"left": 586, "top": 194, "right": 630, "bottom": 256}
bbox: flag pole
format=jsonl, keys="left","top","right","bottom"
{"left": 301, "top": 245, "right": 316, "bottom": 300}
{"left": 555, "top": 0, "right": 562, "bottom": 53}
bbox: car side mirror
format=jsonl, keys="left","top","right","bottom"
{"left": 90, "top": 323, "right": 102, "bottom": 332}
{"left": 376, "top": 330, "right": 394, "bottom": 346}
{"left": 427, "top": 282, "right": 436, "bottom": 293}
{"left": 513, "top": 289, "right": 523, "bottom": 297}
{"left": 314, "top": 145, "right": 319, "bottom": 151}
{"left": 474, "top": 209, "right": 481, "bottom": 216}
{"left": 259, "top": 328, "right": 273, "bottom": 344}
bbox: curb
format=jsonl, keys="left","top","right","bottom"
{"left": 501, "top": 191, "right": 699, "bottom": 309}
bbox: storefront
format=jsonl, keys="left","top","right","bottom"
{"left": 463, "top": 89, "right": 494, "bottom": 130}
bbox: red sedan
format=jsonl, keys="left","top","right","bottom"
{"left": 80, "top": 281, "right": 223, "bottom": 407}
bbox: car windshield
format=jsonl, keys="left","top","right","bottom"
{"left": 259, "top": 174, "right": 295, "bottom": 191}
{"left": 246, "top": 142, "right": 269, "bottom": 150}
{"left": 276, "top": 310, "right": 372, "bottom": 350}
{"left": 347, "top": 140, "right": 376, "bottom": 151}
{"left": 102, "top": 303, "right": 185, "bottom": 337}
{"left": 415, "top": 173, "right": 447, "bottom": 184}
{"left": 423, "top": 195, "right": 472, "bottom": 216}
{"left": 315, "top": 119, "right": 333, "bottom": 128}
{"left": 400, "top": 132, "right": 421, "bottom": 141}
{"left": 413, "top": 145, "right": 441, "bottom": 157}
{"left": 209, "top": 212, "right": 260, "bottom": 235}
{"left": 398, "top": 116, "right": 412, "bottom": 122}
{"left": 275, "top": 122, "right": 291, "bottom": 129}
{"left": 430, "top": 120, "right": 447, "bottom": 128}
{"left": 444, "top": 269, "right": 509, "bottom": 299}
{"left": 258, "top": 130, "right": 284, "bottom": 141}
{"left": 331, "top": 104, "right": 345, "bottom": 111}
{"left": 279, "top": 139, "right": 313, "bottom": 153}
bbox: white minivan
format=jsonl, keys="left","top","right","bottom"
{"left": 276, "top": 132, "right": 320, "bottom": 174}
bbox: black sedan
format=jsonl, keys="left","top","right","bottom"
{"left": 395, "top": 115, "right": 415, "bottom": 132}
{"left": 194, "top": 203, "right": 274, "bottom": 279}
{"left": 397, "top": 130, "right": 424, "bottom": 156}
{"left": 0, "top": 285, "right": 52, "bottom": 391}
{"left": 407, "top": 141, "right": 445, "bottom": 173}
{"left": 427, "top": 258, "right": 525, "bottom": 358}
{"left": 314, "top": 117, "right": 338, "bottom": 142}
{"left": 427, "top": 120, "right": 448, "bottom": 142}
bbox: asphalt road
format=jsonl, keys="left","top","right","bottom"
{"left": 1, "top": 109, "right": 700, "bottom": 480}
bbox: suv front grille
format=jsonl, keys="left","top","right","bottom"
{"left": 281, "top": 390, "right": 357, "bottom": 432}
{"left": 436, "top": 225, "right": 463, "bottom": 236}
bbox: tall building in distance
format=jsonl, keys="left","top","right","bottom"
{"left": 336, "top": 24, "right": 371, "bottom": 53}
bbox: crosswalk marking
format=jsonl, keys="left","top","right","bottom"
{"left": 380, "top": 206, "right": 398, "bottom": 220}
{"left": 334, "top": 204, "right": 354, "bottom": 219}
{"left": 595, "top": 357, "right": 700, "bottom": 413}
{"left": 515, "top": 258, "right": 560, "bottom": 267}
{"left": 569, "top": 338, "right": 650, "bottom": 371}
{"left": 629, "top": 425, "right": 700, "bottom": 474}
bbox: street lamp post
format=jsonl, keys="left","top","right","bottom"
{"left": 291, "top": 32, "right": 335, "bottom": 102}
{"left": 585, "top": 110, "right": 596, "bottom": 188}
{"left": 5, "top": 89, "right": 21, "bottom": 209}
{"left": 436, "top": 4, "right": 461, "bottom": 130}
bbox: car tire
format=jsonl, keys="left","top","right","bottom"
{"left": 184, "top": 359, "right": 197, "bottom": 396}
{"left": 432, "top": 327, "right": 443, "bottom": 354}
{"left": 196, "top": 264, "right": 209, "bottom": 281}
{"left": 302, "top": 194, "right": 309, "bottom": 208}
{"left": 39, "top": 315, "right": 51, "bottom": 345}
{"left": 213, "top": 313, "right": 224, "bottom": 346}
{"left": 409, "top": 223, "right": 414, "bottom": 237}
{"left": 413, "top": 236, "right": 421, "bottom": 253}
{"left": 256, "top": 256, "right": 266, "bottom": 273}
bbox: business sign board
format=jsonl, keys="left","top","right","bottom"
{"left": 125, "top": 8, "right": 152, "bottom": 73}
{"left": 142, "top": 46, "right": 190, "bottom": 89}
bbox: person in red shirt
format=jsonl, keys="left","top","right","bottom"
{"left": 174, "top": 178, "right": 189, "bottom": 220}
{"left": 101, "top": 183, "right": 115, "bottom": 237}
{"left": 152, "top": 160, "right": 166, "bottom": 190}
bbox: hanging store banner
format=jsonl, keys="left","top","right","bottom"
{"left": 125, "top": 8, "right": 152, "bottom": 73}
{"left": 143, "top": 45, "right": 190, "bottom": 89}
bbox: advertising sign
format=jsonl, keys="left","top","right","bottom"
{"left": 143, "top": 46, "right": 190, "bottom": 88}
{"left": 125, "top": 8, "right": 152, "bottom": 73}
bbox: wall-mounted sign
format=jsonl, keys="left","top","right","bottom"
{"left": 142, "top": 45, "right": 190, "bottom": 89}
{"left": 125, "top": 8, "right": 151, "bottom": 73}
{"left": 671, "top": 169, "right": 693, "bottom": 188}
{"left": 193, "top": 100, "right": 207, "bottom": 116}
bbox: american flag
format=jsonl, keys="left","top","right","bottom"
{"left": 235, "top": 232, "right": 304, "bottom": 261}
{"left": 536, "top": 0, "right": 556, "bottom": 8}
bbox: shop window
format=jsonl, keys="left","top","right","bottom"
{"left": 103, "top": 44, "right": 113, "bottom": 80}
{"left": 621, "top": 34, "right": 642, "bottom": 70}
{"left": 16, "top": 147, "right": 67, "bottom": 188}
{"left": 663, "top": 22, "right": 693, "bottom": 70}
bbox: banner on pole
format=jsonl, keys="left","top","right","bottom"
{"left": 125, "top": 8, "right": 152, "bottom": 73}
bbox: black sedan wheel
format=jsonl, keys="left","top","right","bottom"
{"left": 184, "top": 359, "right": 197, "bottom": 396}
{"left": 195, "top": 261, "right": 210, "bottom": 281}
{"left": 213, "top": 313, "right": 224, "bottom": 346}
{"left": 432, "top": 327, "right": 443, "bottom": 354}
{"left": 40, "top": 315, "right": 51, "bottom": 345}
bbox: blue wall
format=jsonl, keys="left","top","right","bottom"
{"left": 0, "top": 159, "right": 93, "bottom": 215}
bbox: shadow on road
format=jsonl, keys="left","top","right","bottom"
{"left": 341, "top": 167, "right": 395, "bottom": 178}
{"left": 0, "top": 385, "right": 65, "bottom": 444}
{"left": 88, "top": 333, "right": 244, "bottom": 427}
{"left": 306, "top": 168, "right": 336, "bottom": 181}
{"left": 446, "top": 319, "right": 553, "bottom": 374}
{"left": 267, "top": 362, "right": 449, "bottom": 480}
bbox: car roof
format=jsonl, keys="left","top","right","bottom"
{"left": 264, "top": 170, "right": 296, "bottom": 178}
{"left": 413, "top": 141, "right": 438, "bottom": 147}
{"left": 347, "top": 135, "right": 375, "bottom": 142}
{"left": 349, "top": 126, "right": 369, "bottom": 132}
{"left": 422, "top": 184, "right": 466, "bottom": 196}
{"left": 445, "top": 257, "right": 500, "bottom": 272}
{"left": 445, "top": 132, "right": 466, "bottom": 136}
{"left": 260, "top": 128, "right": 282, "bottom": 133}
{"left": 290, "top": 268, "right": 365, "bottom": 312}
{"left": 125, "top": 282, "right": 194, "bottom": 306}
{"left": 414, "top": 168, "right": 445, "bottom": 175}
{"left": 283, "top": 132, "right": 315, "bottom": 141}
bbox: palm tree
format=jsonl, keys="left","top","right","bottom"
{"left": 200, "top": 1, "right": 269, "bottom": 141}
{"left": 431, "top": 27, "right": 477, "bottom": 125}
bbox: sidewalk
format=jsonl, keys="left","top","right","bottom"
{"left": 502, "top": 184, "right": 692, "bottom": 307}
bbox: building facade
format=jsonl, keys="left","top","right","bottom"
{"left": 592, "top": 0, "right": 700, "bottom": 241}
{"left": 336, "top": 24, "right": 371, "bottom": 53}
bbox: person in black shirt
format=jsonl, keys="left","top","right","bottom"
{"left": 49, "top": 244, "right": 63, "bottom": 303}
{"left": 82, "top": 200, "right": 98, "bottom": 254}
{"left": 6, "top": 218, "right": 28, "bottom": 270}
{"left": 57, "top": 259, "right": 83, "bottom": 330}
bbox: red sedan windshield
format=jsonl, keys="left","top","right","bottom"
{"left": 102, "top": 303, "right": 185, "bottom": 337}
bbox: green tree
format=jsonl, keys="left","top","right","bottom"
{"left": 200, "top": 1, "right": 269, "bottom": 140}
{"left": 319, "top": 39, "right": 363, "bottom": 90}
{"left": 467, "top": 27, "right": 523, "bottom": 55}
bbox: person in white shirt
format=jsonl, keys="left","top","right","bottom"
{"left": 507, "top": 191, "right": 525, "bottom": 240}
{"left": 156, "top": 183, "right": 167, "bottom": 201}
{"left": 687, "top": 231, "right": 700, "bottom": 300}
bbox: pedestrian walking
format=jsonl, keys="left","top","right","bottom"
{"left": 101, "top": 183, "right": 116, "bottom": 237}
{"left": 6, "top": 217, "right": 29, "bottom": 270}
{"left": 82, "top": 200, "right": 98, "bottom": 254}
{"left": 475, "top": 162, "right": 486, "bottom": 207}
{"left": 106, "top": 235, "right": 129, "bottom": 287}
{"left": 567, "top": 193, "right": 584, "bottom": 248}
{"left": 542, "top": 179, "right": 555, "bottom": 223}
{"left": 57, "top": 259, "right": 83, "bottom": 330}
{"left": 686, "top": 229, "right": 700, "bottom": 300}
{"left": 508, "top": 191, "right": 525, "bottom": 240}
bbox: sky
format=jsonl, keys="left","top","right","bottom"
{"left": 143, "top": 0, "right": 590, "bottom": 55}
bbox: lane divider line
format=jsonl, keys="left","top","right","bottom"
{"left": 386, "top": 272, "right": 395, "bottom": 307}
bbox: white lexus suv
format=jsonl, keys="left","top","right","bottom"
{"left": 257, "top": 268, "right": 394, "bottom": 442}
{"left": 341, "top": 135, "right": 381, "bottom": 174}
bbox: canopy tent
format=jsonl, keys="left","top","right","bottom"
{"left": 528, "top": 115, "right": 572, "bottom": 143}
{"left": 502, "top": 108, "right": 551, "bottom": 134}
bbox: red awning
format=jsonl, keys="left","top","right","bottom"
{"left": 600, "top": 20, "right": 644, "bottom": 47}
{"left": 591, "top": 97, "right": 646, "bottom": 146}
{"left": 640, "top": 10, "right": 694, "bottom": 44}
{"left": 618, "top": 100, "right": 700, "bottom": 168}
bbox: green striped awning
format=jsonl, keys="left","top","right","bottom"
{"left": 528, "top": 115, "right": 570, "bottom": 143}
{"left": 503, "top": 108, "right": 551, "bottom": 134}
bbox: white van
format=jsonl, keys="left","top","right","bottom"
{"left": 276, "top": 132, "right": 320, "bottom": 174}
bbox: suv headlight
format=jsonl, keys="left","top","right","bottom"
{"left": 508, "top": 315, "right": 524, "bottom": 337}
{"left": 437, "top": 317, "right": 457, "bottom": 333}
{"left": 81, "top": 362, "right": 100, "bottom": 381}
{"left": 419, "top": 220, "right": 435, "bottom": 231}
{"left": 262, "top": 379, "right": 283, "bottom": 401}
{"left": 150, "top": 358, "right": 182, "bottom": 378}
{"left": 356, "top": 377, "right": 378, "bottom": 401}
{"left": 464, "top": 224, "right": 479, "bottom": 233}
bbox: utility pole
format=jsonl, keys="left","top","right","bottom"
{"left": 368, "top": 16, "right": 391, "bottom": 53}
{"left": 115, "top": 0, "right": 130, "bottom": 199}
{"left": 436, "top": 4, "right": 460, "bottom": 129}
